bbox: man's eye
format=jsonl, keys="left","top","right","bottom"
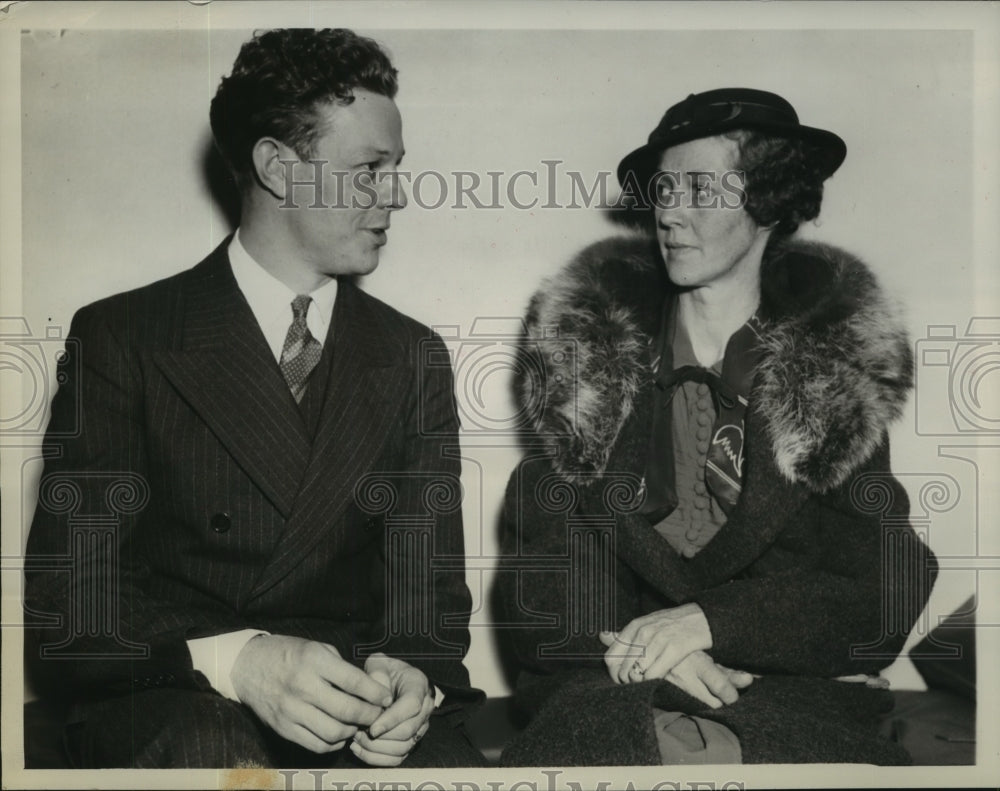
{"left": 356, "top": 163, "right": 377, "bottom": 184}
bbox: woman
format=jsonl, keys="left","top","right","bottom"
{"left": 498, "top": 88, "right": 935, "bottom": 765}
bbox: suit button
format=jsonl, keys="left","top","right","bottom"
{"left": 210, "top": 512, "right": 231, "bottom": 533}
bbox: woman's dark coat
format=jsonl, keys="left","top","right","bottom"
{"left": 498, "top": 235, "right": 936, "bottom": 765}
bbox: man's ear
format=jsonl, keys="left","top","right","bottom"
{"left": 250, "top": 137, "right": 294, "bottom": 200}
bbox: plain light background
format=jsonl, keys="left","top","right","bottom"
{"left": 10, "top": 12, "right": 997, "bottom": 711}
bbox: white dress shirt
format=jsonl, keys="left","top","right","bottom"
{"left": 186, "top": 230, "right": 338, "bottom": 702}
{"left": 228, "top": 229, "right": 339, "bottom": 362}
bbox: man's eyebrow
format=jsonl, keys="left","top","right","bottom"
{"left": 356, "top": 146, "right": 405, "bottom": 163}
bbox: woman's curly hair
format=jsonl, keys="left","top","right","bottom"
{"left": 210, "top": 28, "right": 398, "bottom": 189}
{"left": 723, "top": 129, "right": 830, "bottom": 237}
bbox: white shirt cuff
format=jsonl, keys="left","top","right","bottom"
{"left": 187, "top": 629, "right": 270, "bottom": 702}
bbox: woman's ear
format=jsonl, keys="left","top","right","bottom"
{"left": 250, "top": 136, "right": 293, "bottom": 200}
{"left": 755, "top": 221, "right": 777, "bottom": 242}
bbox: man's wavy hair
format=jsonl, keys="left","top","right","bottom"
{"left": 210, "top": 28, "right": 398, "bottom": 190}
{"left": 723, "top": 129, "right": 830, "bottom": 237}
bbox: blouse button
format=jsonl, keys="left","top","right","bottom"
{"left": 682, "top": 545, "right": 698, "bottom": 559}
{"left": 697, "top": 413, "right": 711, "bottom": 427}
{"left": 694, "top": 481, "right": 707, "bottom": 495}
{"left": 696, "top": 426, "right": 710, "bottom": 441}
{"left": 696, "top": 440, "right": 709, "bottom": 455}
{"left": 696, "top": 383, "right": 709, "bottom": 396}
{"left": 695, "top": 468, "right": 705, "bottom": 481}
{"left": 694, "top": 495, "right": 710, "bottom": 510}
{"left": 697, "top": 397, "right": 712, "bottom": 411}
{"left": 685, "top": 527, "right": 700, "bottom": 541}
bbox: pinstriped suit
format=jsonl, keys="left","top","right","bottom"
{"left": 25, "top": 239, "right": 483, "bottom": 766}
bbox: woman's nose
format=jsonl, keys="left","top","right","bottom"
{"left": 656, "top": 205, "right": 685, "bottom": 230}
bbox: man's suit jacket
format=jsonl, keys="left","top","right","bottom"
{"left": 25, "top": 240, "right": 479, "bottom": 714}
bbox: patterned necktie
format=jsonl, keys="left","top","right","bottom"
{"left": 654, "top": 365, "right": 745, "bottom": 513}
{"left": 279, "top": 295, "right": 323, "bottom": 403}
{"left": 641, "top": 306, "right": 763, "bottom": 523}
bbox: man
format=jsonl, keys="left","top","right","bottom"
{"left": 25, "top": 28, "right": 485, "bottom": 769}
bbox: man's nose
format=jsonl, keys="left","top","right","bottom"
{"left": 379, "top": 172, "right": 408, "bottom": 211}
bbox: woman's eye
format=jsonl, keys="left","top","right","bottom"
{"left": 656, "top": 183, "right": 680, "bottom": 200}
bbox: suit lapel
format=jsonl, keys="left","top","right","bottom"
{"left": 153, "top": 243, "right": 311, "bottom": 518}
{"left": 247, "top": 281, "right": 408, "bottom": 601}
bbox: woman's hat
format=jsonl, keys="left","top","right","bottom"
{"left": 616, "top": 87, "right": 847, "bottom": 188}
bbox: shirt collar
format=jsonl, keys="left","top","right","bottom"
{"left": 228, "top": 229, "right": 338, "bottom": 361}
{"left": 654, "top": 296, "right": 763, "bottom": 401}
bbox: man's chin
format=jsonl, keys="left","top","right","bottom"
{"left": 326, "top": 255, "right": 381, "bottom": 278}
{"left": 352, "top": 258, "right": 381, "bottom": 277}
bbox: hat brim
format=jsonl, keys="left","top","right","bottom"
{"left": 616, "top": 120, "right": 847, "bottom": 190}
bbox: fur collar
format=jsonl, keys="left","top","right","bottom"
{"left": 520, "top": 235, "right": 913, "bottom": 493}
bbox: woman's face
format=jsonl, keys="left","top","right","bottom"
{"left": 653, "top": 135, "right": 771, "bottom": 292}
